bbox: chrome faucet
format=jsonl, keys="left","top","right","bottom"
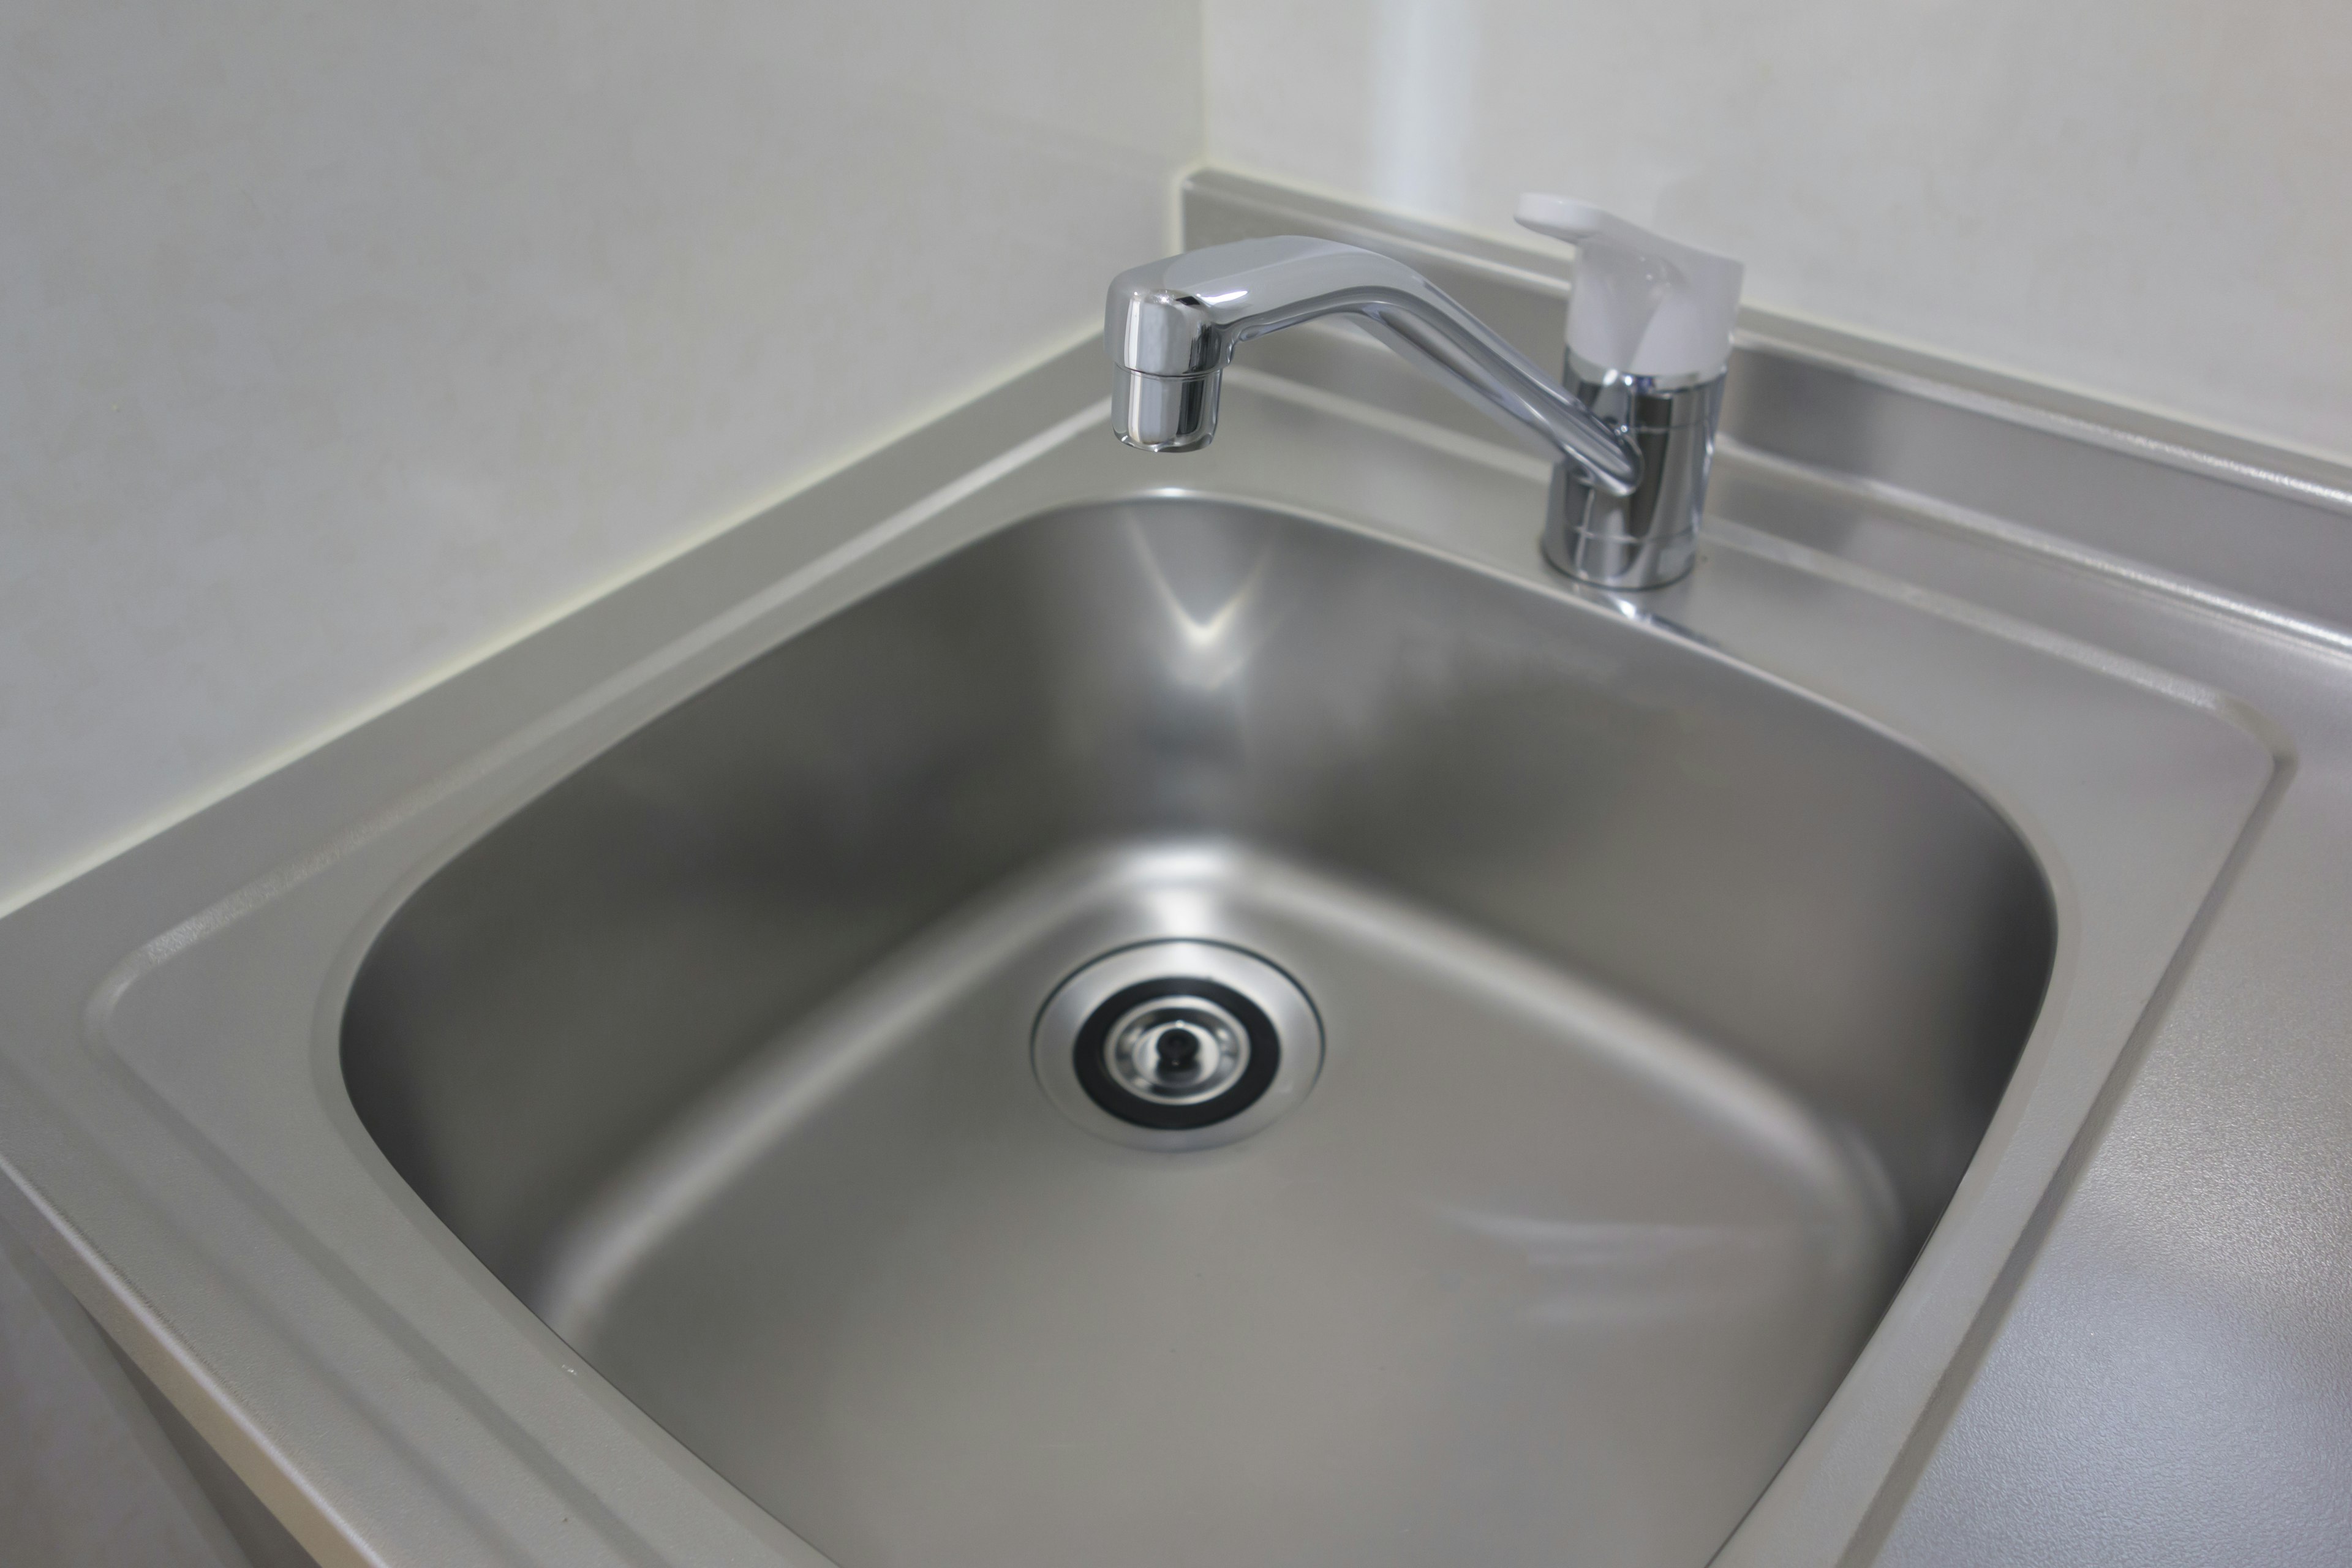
{"left": 1105, "top": 198, "right": 1743, "bottom": 590}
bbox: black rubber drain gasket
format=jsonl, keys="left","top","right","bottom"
{"left": 1072, "top": 976, "right": 1281, "bottom": 1131}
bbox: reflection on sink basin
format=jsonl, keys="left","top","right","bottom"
{"left": 342, "top": 497, "right": 2054, "bottom": 1567}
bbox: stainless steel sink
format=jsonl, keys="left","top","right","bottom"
{"left": 344, "top": 497, "right": 2053, "bottom": 1568}
{"left": 2, "top": 178, "right": 2305, "bottom": 1568}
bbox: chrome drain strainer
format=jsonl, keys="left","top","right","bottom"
{"left": 1033, "top": 941, "right": 1323, "bottom": 1151}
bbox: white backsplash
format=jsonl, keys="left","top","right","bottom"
{"left": 1205, "top": 0, "right": 2352, "bottom": 462}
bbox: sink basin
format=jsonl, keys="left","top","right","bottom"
{"left": 343, "top": 496, "right": 2054, "bottom": 1568}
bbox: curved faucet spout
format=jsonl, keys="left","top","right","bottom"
{"left": 1105, "top": 237, "right": 1642, "bottom": 498}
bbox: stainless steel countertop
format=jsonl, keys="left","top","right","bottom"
{"left": 0, "top": 176, "right": 2346, "bottom": 1566}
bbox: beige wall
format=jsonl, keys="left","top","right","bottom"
{"left": 0, "top": 0, "right": 1199, "bottom": 910}
{"left": 1205, "top": 0, "right": 2352, "bottom": 461}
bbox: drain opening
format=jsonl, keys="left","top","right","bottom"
{"left": 1074, "top": 978, "right": 1279, "bottom": 1130}
{"left": 1033, "top": 940, "right": 1323, "bottom": 1152}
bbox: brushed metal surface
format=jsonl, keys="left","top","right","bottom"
{"left": 344, "top": 496, "right": 2051, "bottom": 1566}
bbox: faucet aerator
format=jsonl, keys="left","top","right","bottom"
{"left": 1113, "top": 369, "right": 1220, "bottom": 452}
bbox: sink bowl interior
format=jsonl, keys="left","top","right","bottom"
{"left": 342, "top": 498, "right": 2054, "bottom": 1568}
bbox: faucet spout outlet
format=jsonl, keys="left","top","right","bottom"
{"left": 1112, "top": 367, "right": 1221, "bottom": 452}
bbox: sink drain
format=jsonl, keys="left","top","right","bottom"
{"left": 1034, "top": 941, "right": 1322, "bottom": 1150}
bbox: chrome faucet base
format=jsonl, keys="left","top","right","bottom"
{"left": 1544, "top": 358, "right": 1725, "bottom": 590}
{"left": 1544, "top": 494, "right": 1700, "bottom": 589}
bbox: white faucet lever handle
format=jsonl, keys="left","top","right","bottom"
{"left": 1515, "top": 194, "right": 1743, "bottom": 382}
